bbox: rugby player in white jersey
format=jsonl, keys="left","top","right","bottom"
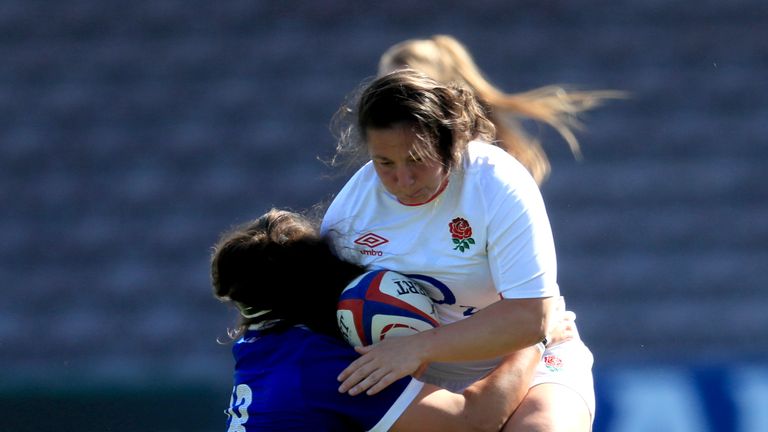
{"left": 322, "top": 70, "right": 595, "bottom": 431}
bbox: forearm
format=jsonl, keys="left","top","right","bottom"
{"left": 337, "top": 296, "right": 557, "bottom": 397}
{"left": 460, "top": 346, "right": 543, "bottom": 431}
{"left": 418, "top": 297, "right": 555, "bottom": 363}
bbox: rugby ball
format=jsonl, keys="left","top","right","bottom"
{"left": 337, "top": 269, "right": 439, "bottom": 347}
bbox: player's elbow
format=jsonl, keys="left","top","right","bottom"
{"left": 525, "top": 296, "right": 559, "bottom": 345}
{"left": 498, "top": 297, "right": 553, "bottom": 347}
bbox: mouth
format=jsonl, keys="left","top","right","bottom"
{"left": 400, "top": 189, "right": 427, "bottom": 201}
{"left": 395, "top": 178, "right": 449, "bottom": 206}
{"left": 396, "top": 189, "right": 435, "bottom": 206}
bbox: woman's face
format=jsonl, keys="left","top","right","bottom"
{"left": 367, "top": 126, "right": 447, "bottom": 205}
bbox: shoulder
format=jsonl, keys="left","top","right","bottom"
{"left": 461, "top": 140, "right": 539, "bottom": 195}
{"left": 303, "top": 330, "right": 359, "bottom": 360}
{"left": 236, "top": 326, "right": 355, "bottom": 360}
{"left": 281, "top": 326, "right": 358, "bottom": 359}
{"left": 237, "top": 327, "right": 361, "bottom": 389}
{"left": 321, "top": 162, "right": 377, "bottom": 231}
{"left": 464, "top": 140, "right": 530, "bottom": 174}
{"left": 335, "top": 161, "right": 378, "bottom": 196}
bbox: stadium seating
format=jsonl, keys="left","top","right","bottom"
{"left": 1, "top": 1, "right": 766, "bottom": 430}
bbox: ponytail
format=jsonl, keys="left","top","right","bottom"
{"left": 380, "top": 34, "right": 626, "bottom": 184}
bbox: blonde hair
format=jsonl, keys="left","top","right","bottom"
{"left": 379, "top": 34, "right": 625, "bottom": 184}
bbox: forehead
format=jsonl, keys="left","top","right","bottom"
{"left": 366, "top": 126, "right": 419, "bottom": 158}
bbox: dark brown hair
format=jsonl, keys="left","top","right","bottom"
{"left": 211, "top": 209, "right": 364, "bottom": 339}
{"left": 332, "top": 69, "right": 495, "bottom": 172}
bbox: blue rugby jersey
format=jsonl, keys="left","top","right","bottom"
{"left": 224, "top": 325, "right": 423, "bottom": 431}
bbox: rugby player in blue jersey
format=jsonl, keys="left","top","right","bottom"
{"left": 211, "top": 209, "right": 577, "bottom": 431}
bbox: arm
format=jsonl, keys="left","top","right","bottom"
{"left": 339, "top": 296, "right": 558, "bottom": 396}
{"left": 390, "top": 345, "right": 542, "bottom": 432}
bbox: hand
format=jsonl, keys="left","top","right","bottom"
{"left": 338, "top": 334, "right": 428, "bottom": 396}
{"left": 547, "top": 310, "right": 578, "bottom": 347}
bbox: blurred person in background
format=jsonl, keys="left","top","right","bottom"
{"left": 378, "top": 34, "right": 623, "bottom": 185}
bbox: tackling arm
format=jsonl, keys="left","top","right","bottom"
{"left": 339, "top": 296, "right": 556, "bottom": 396}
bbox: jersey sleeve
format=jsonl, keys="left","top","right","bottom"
{"left": 320, "top": 162, "right": 376, "bottom": 264}
{"left": 301, "top": 337, "right": 424, "bottom": 431}
{"left": 320, "top": 163, "right": 371, "bottom": 235}
{"left": 482, "top": 147, "right": 560, "bottom": 299}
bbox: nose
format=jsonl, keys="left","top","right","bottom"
{"left": 395, "top": 166, "right": 415, "bottom": 188}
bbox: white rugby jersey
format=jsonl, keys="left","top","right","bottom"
{"left": 321, "top": 141, "right": 561, "bottom": 388}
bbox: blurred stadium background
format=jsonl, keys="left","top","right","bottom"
{"left": 1, "top": 1, "right": 766, "bottom": 430}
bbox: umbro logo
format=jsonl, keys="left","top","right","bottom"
{"left": 354, "top": 232, "right": 389, "bottom": 248}
{"left": 354, "top": 233, "right": 388, "bottom": 256}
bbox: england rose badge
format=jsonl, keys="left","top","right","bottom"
{"left": 449, "top": 217, "right": 475, "bottom": 252}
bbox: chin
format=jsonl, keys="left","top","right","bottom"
{"left": 400, "top": 194, "right": 427, "bottom": 205}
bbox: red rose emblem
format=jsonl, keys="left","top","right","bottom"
{"left": 449, "top": 217, "right": 475, "bottom": 252}
{"left": 449, "top": 218, "right": 473, "bottom": 240}
{"left": 543, "top": 354, "right": 563, "bottom": 371}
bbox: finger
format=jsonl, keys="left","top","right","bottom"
{"left": 347, "top": 365, "right": 395, "bottom": 396}
{"left": 366, "top": 372, "right": 402, "bottom": 396}
{"left": 348, "top": 369, "right": 387, "bottom": 396}
{"left": 338, "top": 361, "right": 380, "bottom": 393}
{"left": 355, "top": 344, "right": 375, "bottom": 355}
{"left": 413, "top": 363, "right": 428, "bottom": 379}
{"left": 338, "top": 370, "right": 364, "bottom": 393}
{"left": 556, "top": 296, "right": 565, "bottom": 312}
{"left": 337, "top": 354, "right": 372, "bottom": 384}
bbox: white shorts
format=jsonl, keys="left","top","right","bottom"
{"left": 533, "top": 338, "right": 596, "bottom": 420}
{"left": 418, "top": 338, "right": 596, "bottom": 420}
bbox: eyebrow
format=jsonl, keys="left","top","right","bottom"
{"left": 370, "top": 154, "right": 423, "bottom": 162}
